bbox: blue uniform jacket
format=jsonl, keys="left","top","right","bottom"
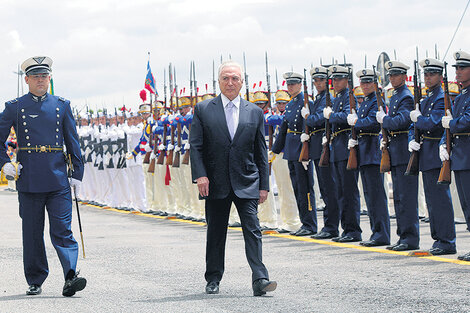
{"left": 306, "top": 90, "right": 328, "bottom": 161}
{"left": 0, "top": 93, "right": 83, "bottom": 192}
{"left": 411, "top": 86, "right": 445, "bottom": 171}
{"left": 272, "top": 92, "right": 312, "bottom": 161}
{"left": 329, "top": 88, "right": 354, "bottom": 162}
{"left": 354, "top": 93, "right": 381, "bottom": 166}
{"left": 444, "top": 86, "right": 470, "bottom": 170}
{"left": 382, "top": 84, "right": 414, "bottom": 166}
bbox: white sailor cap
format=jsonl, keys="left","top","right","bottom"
{"left": 310, "top": 66, "right": 328, "bottom": 79}
{"left": 356, "top": 68, "right": 375, "bottom": 82}
{"left": 419, "top": 58, "right": 444, "bottom": 73}
{"left": 138, "top": 104, "right": 151, "bottom": 114}
{"left": 21, "top": 56, "right": 53, "bottom": 76}
{"left": 453, "top": 50, "right": 470, "bottom": 67}
{"left": 328, "top": 65, "right": 349, "bottom": 78}
{"left": 385, "top": 61, "right": 409, "bottom": 75}
{"left": 283, "top": 72, "right": 303, "bottom": 84}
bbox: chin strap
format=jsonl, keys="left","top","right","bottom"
{"left": 1, "top": 161, "right": 21, "bottom": 181}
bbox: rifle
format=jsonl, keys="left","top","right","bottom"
{"left": 265, "top": 53, "right": 274, "bottom": 174}
{"left": 438, "top": 62, "right": 452, "bottom": 184}
{"left": 148, "top": 69, "right": 166, "bottom": 173}
{"left": 243, "top": 52, "right": 250, "bottom": 102}
{"left": 405, "top": 60, "right": 421, "bottom": 176}
{"left": 346, "top": 68, "right": 358, "bottom": 170}
{"left": 143, "top": 124, "right": 152, "bottom": 164}
{"left": 166, "top": 67, "right": 177, "bottom": 166}
{"left": 373, "top": 66, "right": 391, "bottom": 173}
{"left": 183, "top": 61, "right": 196, "bottom": 165}
{"left": 298, "top": 69, "right": 310, "bottom": 162}
{"left": 212, "top": 59, "right": 217, "bottom": 95}
{"left": 319, "top": 74, "right": 332, "bottom": 167}
{"left": 174, "top": 62, "right": 192, "bottom": 168}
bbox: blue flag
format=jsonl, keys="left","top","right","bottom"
{"left": 145, "top": 61, "right": 157, "bottom": 95}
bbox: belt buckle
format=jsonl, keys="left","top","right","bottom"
{"left": 40, "top": 145, "right": 46, "bottom": 153}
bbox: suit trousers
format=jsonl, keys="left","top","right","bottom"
{"left": 204, "top": 190, "right": 269, "bottom": 283}
{"left": 18, "top": 187, "right": 78, "bottom": 286}
{"left": 422, "top": 169, "right": 456, "bottom": 250}
{"left": 313, "top": 159, "right": 339, "bottom": 236}
{"left": 331, "top": 160, "right": 362, "bottom": 239}
{"left": 390, "top": 164, "right": 419, "bottom": 247}
{"left": 359, "top": 165, "right": 390, "bottom": 244}
{"left": 287, "top": 160, "right": 316, "bottom": 232}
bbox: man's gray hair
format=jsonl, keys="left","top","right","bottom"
{"left": 218, "top": 60, "right": 245, "bottom": 81}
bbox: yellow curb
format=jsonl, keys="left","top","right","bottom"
{"left": 80, "top": 202, "right": 470, "bottom": 266}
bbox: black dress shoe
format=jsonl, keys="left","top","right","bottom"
{"left": 311, "top": 231, "right": 336, "bottom": 239}
{"left": 252, "top": 279, "right": 277, "bottom": 296}
{"left": 386, "top": 242, "right": 400, "bottom": 250}
{"left": 63, "top": 272, "right": 87, "bottom": 297}
{"left": 336, "top": 235, "right": 361, "bottom": 243}
{"left": 429, "top": 247, "right": 457, "bottom": 256}
{"left": 458, "top": 252, "right": 470, "bottom": 261}
{"left": 359, "top": 240, "right": 389, "bottom": 247}
{"left": 392, "top": 243, "right": 419, "bottom": 251}
{"left": 205, "top": 281, "right": 219, "bottom": 294}
{"left": 229, "top": 222, "right": 241, "bottom": 227}
{"left": 26, "top": 284, "right": 42, "bottom": 295}
{"left": 290, "top": 228, "right": 315, "bottom": 236}
{"left": 277, "top": 228, "right": 290, "bottom": 234}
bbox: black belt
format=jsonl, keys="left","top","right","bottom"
{"left": 18, "top": 145, "right": 64, "bottom": 153}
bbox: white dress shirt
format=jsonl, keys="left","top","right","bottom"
{"left": 221, "top": 93, "right": 240, "bottom": 135}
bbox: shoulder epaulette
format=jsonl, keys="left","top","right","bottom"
{"left": 6, "top": 98, "right": 18, "bottom": 105}
{"left": 58, "top": 97, "right": 66, "bottom": 102}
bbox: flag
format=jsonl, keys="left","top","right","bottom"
{"left": 145, "top": 61, "right": 157, "bottom": 95}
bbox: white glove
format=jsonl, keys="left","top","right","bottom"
{"left": 322, "top": 136, "right": 328, "bottom": 146}
{"left": 184, "top": 142, "right": 190, "bottom": 150}
{"left": 300, "top": 133, "right": 310, "bottom": 143}
{"left": 126, "top": 152, "right": 134, "bottom": 160}
{"left": 376, "top": 107, "right": 386, "bottom": 124}
{"left": 442, "top": 110, "right": 453, "bottom": 129}
{"left": 69, "top": 178, "right": 82, "bottom": 195}
{"left": 439, "top": 144, "right": 449, "bottom": 161}
{"left": 348, "top": 138, "right": 358, "bottom": 150}
{"left": 150, "top": 152, "right": 156, "bottom": 160}
{"left": 408, "top": 140, "right": 421, "bottom": 152}
{"left": 301, "top": 107, "right": 310, "bottom": 119}
{"left": 143, "top": 144, "right": 152, "bottom": 152}
{"left": 410, "top": 109, "right": 422, "bottom": 122}
{"left": 152, "top": 125, "right": 157, "bottom": 132}
{"left": 323, "top": 107, "right": 332, "bottom": 119}
{"left": 174, "top": 145, "right": 181, "bottom": 152}
{"left": 158, "top": 144, "right": 165, "bottom": 151}
{"left": 380, "top": 138, "right": 386, "bottom": 150}
{"left": 268, "top": 151, "right": 276, "bottom": 163}
{"left": 2, "top": 162, "right": 22, "bottom": 180}
{"left": 301, "top": 160, "right": 309, "bottom": 171}
{"left": 167, "top": 144, "right": 174, "bottom": 151}
{"left": 347, "top": 109, "right": 358, "bottom": 126}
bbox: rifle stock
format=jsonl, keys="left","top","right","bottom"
{"left": 319, "top": 77, "right": 331, "bottom": 167}
{"left": 173, "top": 122, "right": 182, "bottom": 167}
{"left": 156, "top": 124, "right": 167, "bottom": 165}
{"left": 438, "top": 62, "right": 452, "bottom": 185}
{"left": 405, "top": 61, "right": 421, "bottom": 176}
{"left": 299, "top": 69, "right": 310, "bottom": 162}
{"left": 346, "top": 69, "right": 358, "bottom": 170}
{"left": 166, "top": 125, "right": 175, "bottom": 166}
{"left": 143, "top": 132, "right": 153, "bottom": 164}
{"left": 373, "top": 66, "right": 391, "bottom": 173}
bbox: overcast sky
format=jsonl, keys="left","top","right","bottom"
{"left": 1, "top": 0, "right": 470, "bottom": 112}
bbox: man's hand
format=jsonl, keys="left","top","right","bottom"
{"left": 408, "top": 140, "right": 421, "bottom": 152}
{"left": 376, "top": 107, "right": 386, "bottom": 124}
{"left": 442, "top": 110, "right": 453, "bottom": 129}
{"left": 126, "top": 152, "right": 134, "bottom": 160}
{"left": 69, "top": 178, "right": 82, "bottom": 195}
{"left": 268, "top": 151, "right": 276, "bottom": 163}
{"left": 300, "top": 133, "right": 310, "bottom": 143}
{"left": 323, "top": 107, "right": 332, "bottom": 119}
{"left": 259, "top": 190, "right": 268, "bottom": 204}
{"left": 196, "top": 176, "right": 209, "bottom": 198}
{"left": 301, "top": 107, "right": 310, "bottom": 119}
{"left": 410, "top": 109, "right": 422, "bottom": 122}
{"left": 347, "top": 109, "right": 358, "bottom": 126}
{"left": 348, "top": 138, "right": 358, "bottom": 150}
{"left": 2, "top": 162, "right": 22, "bottom": 180}
{"left": 440, "top": 144, "right": 449, "bottom": 161}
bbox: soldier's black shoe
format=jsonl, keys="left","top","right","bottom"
{"left": 205, "top": 281, "right": 219, "bottom": 294}
{"left": 62, "top": 272, "right": 87, "bottom": 297}
{"left": 311, "top": 231, "right": 336, "bottom": 239}
{"left": 26, "top": 284, "right": 42, "bottom": 295}
{"left": 458, "top": 252, "right": 470, "bottom": 261}
{"left": 229, "top": 222, "right": 241, "bottom": 227}
{"left": 429, "top": 247, "right": 456, "bottom": 256}
{"left": 335, "top": 235, "right": 361, "bottom": 243}
{"left": 386, "top": 242, "right": 400, "bottom": 250}
{"left": 359, "top": 240, "right": 389, "bottom": 247}
{"left": 277, "top": 228, "right": 290, "bottom": 234}
{"left": 252, "top": 279, "right": 277, "bottom": 296}
{"left": 391, "top": 243, "right": 419, "bottom": 251}
{"left": 290, "top": 228, "right": 315, "bottom": 236}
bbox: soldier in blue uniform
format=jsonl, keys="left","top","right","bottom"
{"left": 376, "top": 61, "right": 419, "bottom": 251}
{"left": 408, "top": 58, "right": 456, "bottom": 255}
{"left": 0, "top": 56, "right": 86, "bottom": 296}
{"left": 441, "top": 51, "right": 470, "bottom": 261}
{"left": 323, "top": 65, "right": 361, "bottom": 242}
{"left": 272, "top": 72, "right": 316, "bottom": 236}
{"left": 348, "top": 69, "right": 390, "bottom": 246}
{"left": 304, "top": 66, "right": 340, "bottom": 240}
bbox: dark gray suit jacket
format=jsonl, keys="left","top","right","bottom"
{"left": 190, "top": 95, "right": 269, "bottom": 200}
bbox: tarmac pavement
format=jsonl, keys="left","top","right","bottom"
{"left": 1, "top": 186, "right": 470, "bottom": 313}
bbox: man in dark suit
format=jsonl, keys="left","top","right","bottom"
{"left": 190, "top": 61, "right": 277, "bottom": 296}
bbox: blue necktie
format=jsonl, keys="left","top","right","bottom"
{"left": 225, "top": 101, "right": 235, "bottom": 139}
